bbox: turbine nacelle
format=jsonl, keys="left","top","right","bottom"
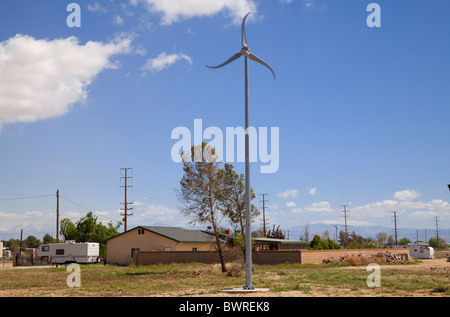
{"left": 206, "top": 12, "right": 276, "bottom": 80}
{"left": 241, "top": 47, "right": 250, "bottom": 57}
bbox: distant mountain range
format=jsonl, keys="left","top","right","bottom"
{"left": 286, "top": 223, "right": 450, "bottom": 244}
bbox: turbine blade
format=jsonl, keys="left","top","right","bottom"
{"left": 242, "top": 12, "right": 251, "bottom": 48}
{"left": 206, "top": 53, "right": 242, "bottom": 69}
{"left": 248, "top": 53, "right": 276, "bottom": 79}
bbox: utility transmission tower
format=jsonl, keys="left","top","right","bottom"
{"left": 342, "top": 205, "right": 349, "bottom": 248}
{"left": 120, "top": 168, "right": 134, "bottom": 232}
{"left": 259, "top": 194, "right": 269, "bottom": 236}
{"left": 392, "top": 211, "right": 399, "bottom": 246}
{"left": 434, "top": 216, "right": 440, "bottom": 250}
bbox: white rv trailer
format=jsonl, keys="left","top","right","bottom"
{"left": 408, "top": 244, "right": 434, "bottom": 259}
{"left": 37, "top": 241, "right": 100, "bottom": 264}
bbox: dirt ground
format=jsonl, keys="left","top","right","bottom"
{"left": 0, "top": 258, "right": 448, "bottom": 297}
{"left": 204, "top": 258, "right": 450, "bottom": 298}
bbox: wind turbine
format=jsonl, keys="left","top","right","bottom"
{"left": 207, "top": 12, "right": 275, "bottom": 290}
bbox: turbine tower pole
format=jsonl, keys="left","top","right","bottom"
{"left": 206, "top": 12, "right": 275, "bottom": 291}
{"left": 244, "top": 53, "right": 253, "bottom": 290}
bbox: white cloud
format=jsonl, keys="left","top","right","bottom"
{"left": 351, "top": 200, "right": 397, "bottom": 218}
{"left": 393, "top": 189, "right": 421, "bottom": 201}
{"left": 315, "top": 219, "right": 371, "bottom": 227}
{"left": 308, "top": 187, "right": 317, "bottom": 196}
{"left": 87, "top": 2, "right": 108, "bottom": 13}
{"left": 142, "top": 52, "right": 192, "bottom": 73}
{"left": 285, "top": 201, "right": 296, "bottom": 208}
{"left": 0, "top": 34, "right": 133, "bottom": 130}
{"left": 0, "top": 210, "right": 55, "bottom": 234}
{"left": 292, "top": 201, "right": 334, "bottom": 214}
{"left": 141, "top": 204, "right": 187, "bottom": 226}
{"left": 139, "top": 0, "right": 257, "bottom": 25}
{"left": 303, "top": 0, "right": 326, "bottom": 11}
{"left": 113, "top": 15, "right": 125, "bottom": 25}
{"left": 350, "top": 194, "right": 450, "bottom": 220}
{"left": 277, "top": 189, "right": 298, "bottom": 199}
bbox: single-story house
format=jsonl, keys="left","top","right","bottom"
{"left": 105, "top": 226, "right": 225, "bottom": 265}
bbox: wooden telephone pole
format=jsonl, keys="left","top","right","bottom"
{"left": 56, "top": 190, "right": 60, "bottom": 243}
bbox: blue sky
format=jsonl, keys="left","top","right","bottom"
{"left": 0, "top": 0, "right": 449, "bottom": 241}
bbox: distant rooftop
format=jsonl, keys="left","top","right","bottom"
{"left": 106, "top": 226, "right": 226, "bottom": 244}
{"left": 141, "top": 226, "right": 223, "bottom": 243}
{"left": 254, "top": 237, "right": 309, "bottom": 244}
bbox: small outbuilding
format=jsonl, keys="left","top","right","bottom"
{"left": 105, "top": 226, "right": 223, "bottom": 265}
{"left": 253, "top": 238, "right": 309, "bottom": 251}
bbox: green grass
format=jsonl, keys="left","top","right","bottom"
{"left": 0, "top": 261, "right": 448, "bottom": 297}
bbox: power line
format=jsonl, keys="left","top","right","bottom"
{"left": 59, "top": 195, "right": 92, "bottom": 213}
{"left": 0, "top": 194, "right": 54, "bottom": 202}
{"left": 59, "top": 195, "right": 121, "bottom": 223}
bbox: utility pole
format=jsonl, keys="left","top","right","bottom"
{"left": 342, "top": 205, "right": 349, "bottom": 248}
{"left": 56, "top": 190, "right": 60, "bottom": 243}
{"left": 259, "top": 194, "right": 269, "bottom": 236}
{"left": 434, "top": 216, "right": 440, "bottom": 250}
{"left": 120, "top": 168, "right": 133, "bottom": 232}
{"left": 393, "top": 211, "right": 398, "bottom": 246}
{"left": 19, "top": 229, "right": 23, "bottom": 256}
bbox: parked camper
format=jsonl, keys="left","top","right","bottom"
{"left": 408, "top": 244, "right": 434, "bottom": 259}
{"left": 37, "top": 241, "right": 100, "bottom": 264}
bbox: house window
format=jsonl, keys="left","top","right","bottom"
{"left": 192, "top": 247, "right": 197, "bottom": 251}
{"left": 131, "top": 248, "right": 140, "bottom": 258}
{"left": 138, "top": 228, "right": 145, "bottom": 235}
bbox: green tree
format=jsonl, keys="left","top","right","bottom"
{"left": 178, "top": 143, "right": 228, "bottom": 272}
{"left": 75, "top": 212, "right": 98, "bottom": 242}
{"left": 376, "top": 232, "right": 387, "bottom": 247}
{"left": 309, "top": 234, "right": 341, "bottom": 250}
{"left": 4, "top": 238, "right": 20, "bottom": 252}
{"left": 42, "top": 233, "right": 55, "bottom": 244}
{"left": 428, "top": 237, "right": 447, "bottom": 250}
{"left": 59, "top": 212, "right": 121, "bottom": 258}
{"left": 398, "top": 237, "right": 411, "bottom": 245}
{"left": 25, "top": 235, "right": 41, "bottom": 248}
{"left": 60, "top": 212, "right": 121, "bottom": 243}
{"left": 222, "top": 163, "right": 259, "bottom": 235}
{"left": 60, "top": 218, "right": 77, "bottom": 241}
{"left": 387, "top": 235, "right": 395, "bottom": 246}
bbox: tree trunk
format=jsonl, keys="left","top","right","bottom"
{"left": 211, "top": 214, "right": 227, "bottom": 273}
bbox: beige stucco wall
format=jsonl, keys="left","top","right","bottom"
{"left": 106, "top": 228, "right": 217, "bottom": 265}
